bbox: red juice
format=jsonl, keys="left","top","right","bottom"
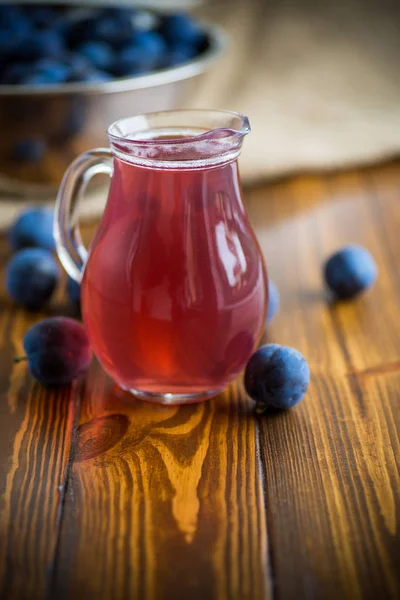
{"left": 81, "top": 152, "right": 268, "bottom": 400}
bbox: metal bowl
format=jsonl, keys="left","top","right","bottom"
{"left": 0, "top": 22, "right": 225, "bottom": 196}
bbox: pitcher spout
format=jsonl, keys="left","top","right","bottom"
{"left": 197, "top": 111, "right": 250, "bottom": 137}
{"left": 108, "top": 109, "right": 251, "bottom": 169}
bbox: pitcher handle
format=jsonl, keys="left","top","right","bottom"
{"left": 54, "top": 148, "right": 113, "bottom": 283}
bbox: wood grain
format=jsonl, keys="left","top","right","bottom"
{"left": 52, "top": 367, "right": 270, "bottom": 600}
{"left": 0, "top": 238, "right": 80, "bottom": 600}
{"left": 0, "top": 161, "right": 399, "bottom": 600}
{"left": 252, "top": 168, "right": 400, "bottom": 599}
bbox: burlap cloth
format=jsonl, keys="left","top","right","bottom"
{"left": 1, "top": 0, "right": 399, "bottom": 227}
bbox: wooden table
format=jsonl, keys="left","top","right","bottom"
{"left": 0, "top": 161, "right": 399, "bottom": 600}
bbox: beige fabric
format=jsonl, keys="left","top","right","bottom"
{"left": 1, "top": 0, "right": 399, "bottom": 228}
{"left": 193, "top": 0, "right": 400, "bottom": 181}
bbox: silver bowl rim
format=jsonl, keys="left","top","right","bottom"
{"left": 0, "top": 22, "right": 227, "bottom": 97}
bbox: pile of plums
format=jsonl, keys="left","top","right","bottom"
{"left": 0, "top": 5, "right": 209, "bottom": 86}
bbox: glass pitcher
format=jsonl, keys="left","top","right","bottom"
{"left": 55, "top": 109, "right": 268, "bottom": 404}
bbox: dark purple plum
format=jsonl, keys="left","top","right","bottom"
{"left": 244, "top": 344, "right": 310, "bottom": 412}
{"left": 6, "top": 248, "right": 59, "bottom": 310}
{"left": 21, "top": 317, "right": 91, "bottom": 385}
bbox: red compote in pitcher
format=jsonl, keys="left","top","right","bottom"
{"left": 55, "top": 110, "right": 268, "bottom": 404}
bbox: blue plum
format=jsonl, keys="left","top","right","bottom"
{"left": 6, "top": 248, "right": 59, "bottom": 310}
{"left": 22, "top": 317, "right": 91, "bottom": 385}
{"left": 23, "top": 72, "right": 59, "bottom": 85}
{"left": 0, "top": 5, "right": 25, "bottom": 29}
{"left": 63, "top": 53, "right": 92, "bottom": 79}
{"left": 244, "top": 344, "right": 310, "bottom": 411}
{"left": 10, "top": 138, "right": 46, "bottom": 162}
{"left": 76, "top": 41, "right": 114, "bottom": 71}
{"left": 115, "top": 46, "right": 149, "bottom": 76}
{"left": 161, "top": 13, "right": 205, "bottom": 47}
{"left": 23, "top": 59, "right": 70, "bottom": 85}
{"left": 0, "top": 6, "right": 30, "bottom": 55}
{"left": 134, "top": 31, "right": 167, "bottom": 59}
{"left": 164, "top": 44, "right": 197, "bottom": 67}
{"left": 14, "top": 30, "right": 65, "bottom": 61}
{"left": 92, "top": 13, "right": 134, "bottom": 48}
{"left": 266, "top": 279, "right": 280, "bottom": 323}
{"left": 116, "top": 32, "right": 166, "bottom": 75}
{"left": 324, "top": 244, "right": 377, "bottom": 299}
{"left": 9, "top": 207, "right": 55, "bottom": 251}
{"left": 27, "top": 6, "right": 58, "bottom": 29}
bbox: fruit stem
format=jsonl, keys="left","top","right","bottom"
{"left": 14, "top": 355, "right": 28, "bottom": 363}
{"left": 255, "top": 402, "right": 268, "bottom": 415}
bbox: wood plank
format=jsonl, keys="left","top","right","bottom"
{"left": 0, "top": 239, "right": 79, "bottom": 600}
{"left": 52, "top": 364, "right": 271, "bottom": 600}
{"left": 248, "top": 175, "right": 348, "bottom": 374}
{"left": 259, "top": 371, "right": 399, "bottom": 600}
{"left": 326, "top": 170, "right": 400, "bottom": 371}
{"left": 0, "top": 161, "right": 399, "bottom": 600}
{"left": 367, "top": 162, "right": 400, "bottom": 294}
{"left": 252, "top": 169, "right": 400, "bottom": 599}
